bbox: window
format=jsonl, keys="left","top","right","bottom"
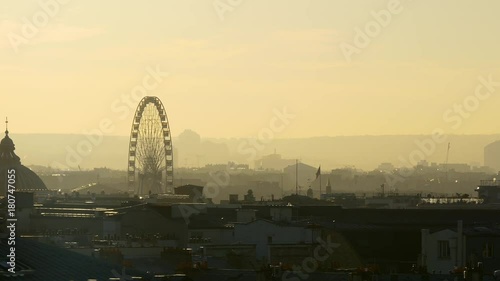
{"left": 484, "top": 242, "right": 494, "bottom": 258}
{"left": 267, "top": 236, "right": 273, "bottom": 244}
{"left": 438, "top": 240, "right": 450, "bottom": 259}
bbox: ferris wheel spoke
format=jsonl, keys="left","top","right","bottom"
{"left": 128, "top": 96, "right": 174, "bottom": 195}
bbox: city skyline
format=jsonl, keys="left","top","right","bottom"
{"left": 3, "top": 2, "right": 500, "bottom": 279}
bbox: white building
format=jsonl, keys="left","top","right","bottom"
{"left": 234, "top": 219, "right": 318, "bottom": 261}
{"left": 420, "top": 221, "right": 465, "bottom": 273}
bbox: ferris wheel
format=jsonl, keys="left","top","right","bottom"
{"left": 128, "top": 96, "right": 173, "bottom": 195}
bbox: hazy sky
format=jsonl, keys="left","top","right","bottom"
{"left": 1, "top": 0, "right": 500, "bottom": 138}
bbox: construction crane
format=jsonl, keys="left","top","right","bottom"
{"left": 445, "top": 142, "right": 451, "bottom": 166}
{"left": 445, "top": 142, "right": 451, "bottom": 181}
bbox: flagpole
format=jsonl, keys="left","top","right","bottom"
{"left": 295, "top": 159, "right": 298, "bottom": 195}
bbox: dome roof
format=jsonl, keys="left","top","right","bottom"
{"left": 1, "top": 165, "right": 48, "bottom": 192}
{"left": 0, "top": 130, "right": 21, "bottom": 166}
{"left": 0, "top": 130, "right": 14, "bottom": 146}
{"left": 0, "top": 129, "right": 48, "bottom": 193}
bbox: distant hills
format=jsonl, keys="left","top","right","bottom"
{"left": 10, "top": 133, "right": 500, "bottom": 171}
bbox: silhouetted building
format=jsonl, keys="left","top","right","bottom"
{"left": 485, "top": 140, "right": 500, "bottom": 172}
{"left": 244, "top": 189, "right": 255, "bottom": 202}
{"left": 249, "top": 180, "right": 279, "bottom": 191}
{"left": 377, "top": 162, "right": 395, "bottom": 172}
{"left": 0, "top": 238, "right": 143, "bottom": 280}
{"left": 440, "top": 163, "right": 471, "bottom": 173}
{"left": 0, "top": 128, "right": 48, "bottom": 194}
{"left": 227, "top": 161, "right": 249, "bottom": 170}
{"left": 283, "top": 162, "right": 317, "bottom": 191}
{"left": 475, "top": 179, "right": 500, "bottom": 204}
{"left": 172, "top": 178, "right": 205, "bottom": 187}
{"left": 325, "top": 178, "right": 332, "bottom": 194}
{"left": 229, "top": 194, "right": 239, "bottom": 204}
{"left": 421, "top": 221, "right": 500, "bottom": 274}
{"left": 306, "top": 188, "right": 313, "bottom": 198}
{"left": 175, "top": 184, "right": 204, "bottom": 200}
{"left": 254, "top": 153, "right": 295, "bottom": 171}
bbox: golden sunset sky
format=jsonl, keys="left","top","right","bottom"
{"left": 1, "top": 0, "right": 500, "bottom": 138}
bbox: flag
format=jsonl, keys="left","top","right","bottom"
{"left": 316, "top": 166, "right": 321, "bottom": 179}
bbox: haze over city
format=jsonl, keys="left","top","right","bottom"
{"left": 2, "top": 1, "right": 500, "bottom": 280}
{"left": 1, "top": 0, "right": 500, "bottom": 139}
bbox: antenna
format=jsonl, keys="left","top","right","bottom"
{"left": 5, "top": 117, "right": 8, "bottom": 134}
{"left": 445, "top": 142, "right": 451, "bottom": 181}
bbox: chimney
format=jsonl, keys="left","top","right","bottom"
{"left": 421, "top": 229, "right": 430, "bottom": 267}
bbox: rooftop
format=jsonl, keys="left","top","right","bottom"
{"left": 0, "top": 238, "right": 145, "bottom": 280}
{"left": 478, "top": 179, "right": 500, "bottom": 187}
